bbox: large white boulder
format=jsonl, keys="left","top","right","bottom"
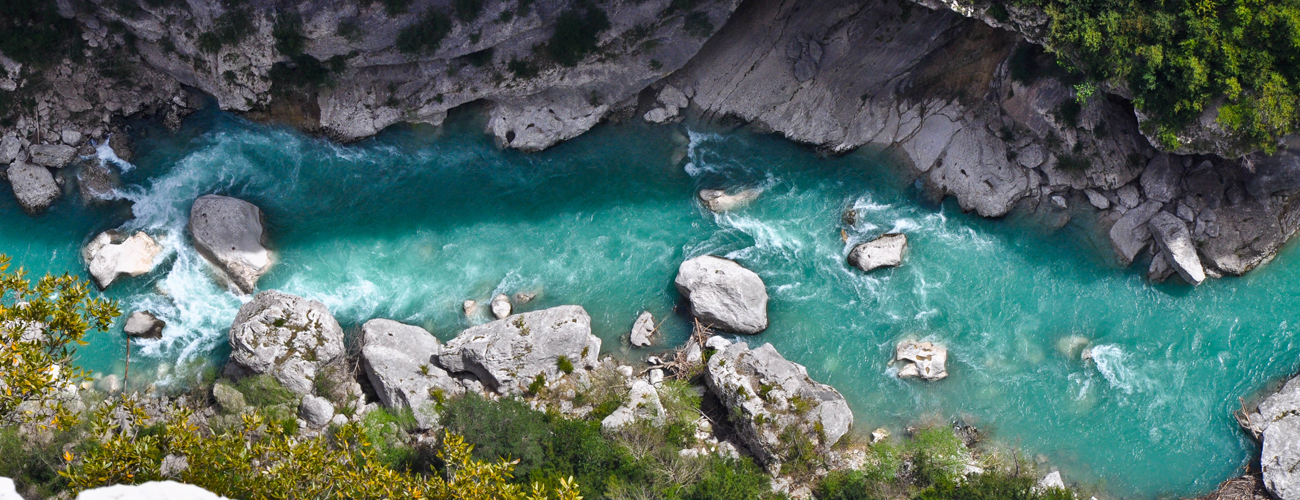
{"left": 1109, "top": 200, "right": 1163, "bottom": 266}
{"left": 436, "top": 305, "right": 601, "bottom": 394}
{"left": 847, "top": 233, "right": 907, "bottom": 273}
{"left": 75, "top": 481, "right": 229, "bottom": 500}
{"left": 629, "top": 311, "right": 655, "bottom": 347}
{"left": 7, "top": 161, "right": 60, "bottom": 215}
{"left": 123, "top": 311, "right": 165, "bottom": 339}
{"left": 1247, "top": 376, "right": 1300, "bottom": 500}
{"left": 704, "top": 342, "right": 853, "bottom": 466}
{"left": 1148, "top": 212, "right": 1206, "bottom": 285}
{"left": 894, "top": 340, "right": 948, "bottom": 381}
{"left": 674, "top": 256, "right": 768, "bottom": 334}
{"left": 360, "top": 319, "right": 467, "bottom": 429}
{"left": 226, "top": 291, "right": 344, "bottom": 395}
{"left": 83, "top": 230, "right": 162, "bottom": 289}
{"left": 188, "top": 195, "right": 271, "bottom": 294}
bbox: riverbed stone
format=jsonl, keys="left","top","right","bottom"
{"left": 7, "top": 161, "right": 60, "bottom": 214}
{"left": 629, "top": 311, "right": 655, "bottom": 347}
{"left": 124, "top": 311, "right": 165, "bottom": 339}
{"left": 675, "top": 256, "right": 768, "bottom": 334}
{"left": 601, "top": 380, "right": 665, "bottom": 430}
{"left": 1141, "top": 154, "right": 1183, "bottom": 203}
{"left": 698, "top": 189, "right": 762, "bottom": 212}
{"left": 1247, "top": 375, "right": 1300, "bottom": 500}
{"left": 226, "top": 291, "right": 344, "bottom": 395}
{"left": 847, "top": 233, "right": 908, "bottom": 273}
{"left": 188, "top": 195, "right": 271, "bottom": 294}
{"left": 1109, "top": 200, "right": 1163, "bottom": 266}
{"left": 299, "top": 394, "right": 334, "bottom": 428}
{"left": 1084, "top": 189, "right": 1110, "bottom": 210}
{"left": 894, "top": 340, "right": 948, "bottom": 381}
{"left": 436, "top": 305, "right": 601, "bottom": 395}
{"left": 360, "top": 318, "right": 464, "bottom": 429}
{"left": 704, "top": 341, "right": 853, "bottom": 466}
{"left": 1149, "top": 212, "right": 1206, "bottom": 285}
{"left": 83, "top": 230, "right": 162, "bottom": 289}
{"left": 490, "top": 294, "right": 511, "bottom": 319}
{"left": 78, "top": 160, "right": 119, "bottom": 201}
{"left": 29, "top": 144, "right": 76, "bottom": 168}
{"left": 211, "top": 382, "right": 246, "bottom": 414}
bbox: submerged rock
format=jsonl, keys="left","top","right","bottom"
{"left": 436, "top": 305, "right": 601, "bottom": 395}
{"left": 123, "top": 311, "right": 165, "bottom": 339}
{"left": 226, "top": 291, "right": 344, "bottom": 395}
{"left": 7, "top": 161, "right": 61, "bottom": 215}
{"left": 601, "top": 380, "right": 666, "bottom": 430}
{"left": 675, "top": 256, "right": 768, "bottom": 335}
{"left": 462, "top": 300, "right": 478, "bottom": 317}
{"left": 894, "top": 340, "right": 948, "bottom": 381}
{"left": 698, "top": 188, "right": 761, "bottom": 212}
{"left": 360, "top": 319, "right": 465, "bottom": 429}
{"left": 83, "top": 230, "right": 162, "bottom": 289}
{"left": 1246, "top": 376, "right": 1300, "bottom": 500}
{"left": 629, "top": 311, "right": 655, "bottom": 347}
{"left": 847, "top": 233, "right": 908, "bottom": 273}
{"left": 188, "top": 195, "right": 271, "bottom": 294}
{"left": 1148, "top": 212, "right": 1206, "bottom": 285}
{"left": 704, "top": 342, "right": 853, "bottom": 466}
{"left": 77, "top": 160, "right": 119, "bottom": 202}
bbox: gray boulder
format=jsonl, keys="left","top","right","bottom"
{"left": 698, "top": 189, "right": 761, "bottom": 213}
{"left": 848, "top": 233, "right": 908, "bottom": 273}
{"left": 1140, "top": 155, "right": 1183, "bottom": 203}
{"left": 629, "top": 311, "right": 655, "bottom": 347}
{"left": 226, "top": 291, "right": 344, "bottom": 395}
{"left": 188, "top": 195, "right": 271, "bottom": 294}
{"left": 894, "top": 340, "right": 948, "bottom": 381}
{"left": 78, "top": 160, "right": 119, "bottom": 202}
{"left": 75, "top": 481, "right": 230, "bottom": 500}
{"left": 299, "top": 395, "right": 334, "bottom": 428}
{"left": 436, "top": 305, "right": 601, "bottom": 395}
{"left": 704, "top": 342, "right": 853, "bottom": 466}
{"left": 28, "top": 144, "right": 76, "bottom": 168}
{"left": 674, "top": 256, "right": 768, "bottom": 334}
{"left": 1148, "top": 212, "right": 1206, "bottom": 285}
{"left": 83, "top": 231, "right": 162, "bottom": 289}
{"left": 360, "top": 319, "right": 465, "bottom": 429}
{"left": 1109, "top": 200, "right": 1163, "bottom": 265}
{"left": 211, "top": 383, "right": 247, "bottom": 414}
{"left": 601, "top": 380, "right": 665, "bottom": 430}
{"left": 7, "top": 162, "right": 60, "bottom": 215}
{"left": 1246, "top": 376, "right": 1300, "bottom": 500}
{"left": 124, "top": 311, "right": 165, "bottom": 339}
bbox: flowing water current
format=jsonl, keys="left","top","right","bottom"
{"left": 4, "top": 108, "right": 1299, "bottom": 498}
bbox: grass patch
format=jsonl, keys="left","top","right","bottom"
{"left": 233, "top": 375, "right": 297, "bottom": 408}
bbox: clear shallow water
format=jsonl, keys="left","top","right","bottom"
{"left": 2, "top": 109, "right": 1298, "bottom": 498}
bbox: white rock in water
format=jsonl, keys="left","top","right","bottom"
{"left": 1084, "top": 189, "right": 1109, "bottom": 210}
{"left": 490, "top": 294, "right": 511, "bottom": 319}
{"left": 1246, "top": 375, "right": 1300, "bottom": 500}
{"left": 1148, "top": 212, "right": 1206, "bottom": 285}
{"left": 7, "top": 161, "right": 61, "bottom": 215}
{"left": 462, "top": 300, "right": 478, "bottom": 317}
{"left": 847, "top": 233, "right": 907, "bottom": 273}
{"left": 83, "top": 230, "right": 162, "bottom": 289}
{"left": 698, "top": 188, "right": 761, "bottom": 212}
{"left": 74, "top": 481, "right": 230, "bottom": 500}
{"left": 895, "top": 340, "right": 948, "bottom": 381}
{"left": 871, "top": 427, "right": 890, "bottom": 443}
{"left": 629, "top": 311, "right": 655, "bottom": 347}
{"left": 227, "top": 291, "right": 345, "bottom": 395}
{"left": 124, "top": 311, "right": 165, "bottom": 339}
{"left": 188, "top": 195, "right": 271, "bottom": 294}
{"left": 675, "top": 256, "right": 768, "bottom": 334}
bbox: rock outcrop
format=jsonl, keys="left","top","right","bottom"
{"left": 894, "top": 340, "right": 949, "bottom": 381}
{"left": 74, "top": 481, "right": 229, "bottom": 500}
{"left": 82, "top": 231, "right": 163, "bottom": 289}
{"left": 1148, "top": 212, "right": 1206, "bottom": 285}
{"left": 675, "top": 256, "right": 768, "bottom": 335}
{"left": 847, "top": 233, "right": 908, "bottom": 273}
{"left": 1245, "top": 376, "right": 1300, "bottom": 500}
{"left": 360, "top": 319, "right": 466, "bottom": 429}
{"left": 436, "top": 305, "right": 600, "bottom": 395}
{"left": 629, "top": 311, "right": 655, "bottom": 347}
{"left": 28, "top": 144, "right": 77, "bottom": 168}
{"left": 6, "top": 162, "right": 61, "bottom": 215}
{"left": 601, "top": 380, "right": 666, "bottom": 430}
{"left": 704, "top": 341, "right": 852, "bottom": 466}
{"left": 124, "top": 311, "right": 166, "bottom": 339}
{"left": 189, "top": 195, "right": 271, "bottom": 294}
{"left": 226, "top": 291, "right": 345, "bottom": 395}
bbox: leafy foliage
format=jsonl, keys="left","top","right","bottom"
{"left": 272, "top": 14, "right": 306, "bottom": 57}
{"left": 197, "top": 9, "right": 255, "bottom": 54}
{"left": 683, "top": 11, "right": 715, "bottom": 39}
{"left": 0, "top": 255, "right": 119, "bottom": 429}
{"left": 62, "top": 397, "right": 582, "bottom": 500}
{"left": 546, "top": 6, "right": 610, "bottom": 67}
{"left": 454, "top": 0, "right": 485, "bottom": 22}
{"left": 1004, "top": 0, "right": 1300, "bottom": 153}
{"left": 397, "top": 9, "right": 454, "bottom": 55}
{"left": 0, "top": 2, "right": 83, "bottom": 67}
{"left": 682, "top": 457, "right": 774, "bottom": 500}
{"left": 913, "top": 470, "right": 1075, "bottom": 500}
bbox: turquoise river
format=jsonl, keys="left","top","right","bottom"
{"left": 3, "top": 108, "right": 1298, "bottom": 499}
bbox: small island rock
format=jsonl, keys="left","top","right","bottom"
{"left": 674, "top": 256, "right": 768, "bottom": 334}
{"left": 83, "top": 231, "right": 162, "bottom": 289}
{"left": 847, "top": 233, "right": 907, "bottom": 273}
{"left": 188, "top": 195, "right": 271, "bottom": 294}
{"left": 894, "top": 340, "right": 948, "bottom": 381}
{"left": 629, "top": 311, "right": 655, "bottom": 347}
{"left": 698, "top": 188, "right": 761, "bottom": 213}
{"left": 490, "top": 294, "right": 511, "bottom": 319}
{"left": 123, "top": 311, "right": 165, "bottom": 339}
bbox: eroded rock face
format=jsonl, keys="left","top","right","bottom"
{"left": 226, "top": 291, "right": 344, "bottom": 395}
{"left": 436, "top": 305, "right": 601, "bottom": 395}
{"left": 124, "top": 311, "right": 165, "bottom": 339}
{"left": 704, "top": 342, "right": 853, "bottom": 466}
{"left": 1148, "top": 212, "right": 1206, "bottom": 285}
{"left": 360, "top": 319, "right": 466, "bottom": 429}
{"left": 675, "top": 256, "right": 768, "bottom": 335}
{"left": 1246, "top": 376, "right": 1300, "bottom": 500}
{"left": 894, "top": 340, "right": 948, "bottom": 381}
{"left": 7, "top": 162, "right": 60, "bottom": 215}
{"left": 189, "top": 195, "right": 271, "bottom": 294}
{"left": 848, "top": 233, "right": 907, "bottom": 273}
{"left": 83, "top": 231, "right": 162, "bottom": 289}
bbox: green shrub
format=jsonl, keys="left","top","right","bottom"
{"left": 441, "top": 393, "right": 550, "bottom": 476}
{"left": 463, "top": 48, "right": 494, "bottom": 67}
{"left": 913, "top": 470, "right": 1075, "bottom": 500}
{"left": 556, "top": 356, "right": 575, "bottom": 374}
{"left": 0, "top": 2, "right": 84, "bottom": 67}
{"left": 814, "top": 469, "right": 877, "bottom": 500}
{"left": 0, "top": 428, "right": 73, "bottom": 498}
{"left": 198, "top": 9, "right": 255, "bottom": 53}
{"left": 1055, "top": 152, "right": 1092, "bottom": 173}
{"left": 546, "top": 6, "right": 610, "bottom": 66}
{"left": 453, "top": 0, "right": 484, "bottom": 22}
{"left": 233, "top": 375, "right": 297, "bottom": 408}
{"left": 508, "top": 58, "right": 540, "bottom": 78}
{"left": 683, "top": 11, "right": 714, "bottom": 39}
{"left": 382, "top": 0, "right": 413, "bottom": 16}
{"left": 337, "top": 18, "right": 362, "bottom": 42}
{"left": 534, "top": 418, "right": 644, "bottom": 498}
{"left": 905, "top": 427, "right": 969, "bottom": 488}
{"left": 396, "top": 9, "right": 453, "bottom": 55}
{"left": 684, "top": 457, "right": 774, "bottom": 500}
{"left": 273, "top": 14, "right": 306, "bottom": 57}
